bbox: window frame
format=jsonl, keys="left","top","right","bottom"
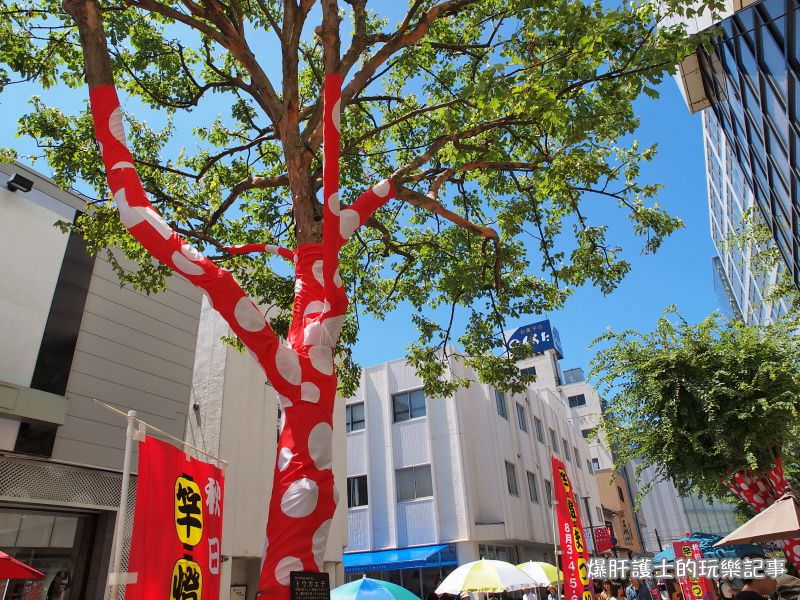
{"left": 495, "top": 390, "right": 508, "bottom": 419}
{"left": 392, "top": 389, "right": 427, "bottom": 423}
{"left": 395, "top": 464, "right": 433, "bottom": 502}
{"left": 347, "top": 475, "right": 368, "bottom": 508}
{"left": 533, "top": 416, "right": 545, "bottom": 444}
{"left": 568, "top": 394, "right": 586, "bottom": 408}
{"left": 544, "top": 479, "right": 553, "bottom": 506}
{"left": 592, "top": 457, "right": 601, "bottom": 471}
{"left": 549, "top": 428, "right": 558, "bottom": 451}
{"left": 505, "top": 461, "right": 519, "bottom": 496}
{"left": 346, "top": 402, "right": 365, "bottom": 433}
{"left": 516, "top": 403, "right": 528, "bottom": 433}
{"left": 526, "top": 471, "right": 540, "bottom": 504}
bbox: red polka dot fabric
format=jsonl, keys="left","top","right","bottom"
{"left": 724, "top": 457, "right": 800, "bottom": 569}
{"left": 88, "top": 75, "right": 395, "bottom": 599}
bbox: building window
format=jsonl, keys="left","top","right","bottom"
{"left": 505, "top": 461, "right": 519, "bottom": 496}
{"left": 562, "top": 439, "right": 571, "bottom": 462}
{"left": 617, "top": 486, "right": 625, "bottom": 503}
{"left": 592, "top": 457, "right": 601, "bottom": 471}
{"left": 568, "top": 394, "right": 586, "bottom": 408}
{"left": 479, "top": 544, "right": 518, "bottom": 563}
{"left": 549, "top": 428, "right": 558, "bottom": 451}
{"left": 393, "top": 389, "right": 426, "bottom": 422}
{"left": 495, "top": 390, "right": 508, "bottom": 419}
{"left": 516, "top": 403, "right": 528, "bottom": 432}
{"left": 544, "top": 479, "right": 553, "bottom": 505}
{"left": 581, "top": 428, "right": 594, "bottom": 439}
{"left": 573, "top": 447, "right": 580, "bottom": 465}
{"left": 346, "top": 403, "right": 365, "bottom": 432}
{"left": 527, "top": 471, "right": 540, "bottom": 503}
{"left": 347, "top": 475, "right": 368, "bottom": 508}
{"left": 534, "top": 416, "right": 544, "bottom": 443}
{"left": 597, "top": 506, "right": 603, "bottom": 522}
{"left": 396, "top": 465, "right": 433, "bottom": 501}
{"left": 519, "top": 366, "right": 536, "bottom": 378}
{"left": 587, "top": 459, "right": 593, "bottom": 473}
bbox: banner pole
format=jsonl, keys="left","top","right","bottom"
{"left": 108, "top": 409, "right": 137, "bottom": 600}
{"left": 551, "top": 455, "right": 561, "bottom": 600}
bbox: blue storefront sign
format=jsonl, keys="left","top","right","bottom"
{"left": 507, "top": 319, "right": 563, "bottom": 359}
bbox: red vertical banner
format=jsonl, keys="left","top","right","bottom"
{"left": 126, "top": 436, "right": 225, "bottom": 600}
{"left": 552, "top": 456, "right": 593, "bottom": 600}
{"left": 672, "top": 541, "right": 715, "bottom": 600}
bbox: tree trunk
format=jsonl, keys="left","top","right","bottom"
{"left": 725, "top": 457, "right": 800, "bottom": 569}
{"left": 64, "top": 4, "right": 394, "bottom": 596}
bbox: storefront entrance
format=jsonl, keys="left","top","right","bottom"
{"left": 0, "top": 506, "right": 97, "bottom": 600}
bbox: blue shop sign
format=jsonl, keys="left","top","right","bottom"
{"left": 507, "top": 319, "right": 563, "bottom": 359}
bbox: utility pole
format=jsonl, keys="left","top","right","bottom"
{"left": 655, "top": 528, "right": 663, "bottom": 552}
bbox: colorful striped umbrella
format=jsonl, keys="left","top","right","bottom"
{"left": 332, "top": 577, "right": 422, "bottom": 600}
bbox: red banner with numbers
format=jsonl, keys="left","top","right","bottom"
{"left": 126, "top": 435, "right": 225, "bottom": 600}
{"left": 552, "top": 456, "right": 592, "bottom": 600}
{"left": 672, "top": 541, "right": 715, "bottom": 600}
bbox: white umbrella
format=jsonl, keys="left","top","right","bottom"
{"left": 714, "top": 493, "right": 800, "bottom": 545}
{"left": 436, "top": 559, "right": 536, "bottom": 594}
{"left": 516, "top": 561, "right": 563, "bottom": 587}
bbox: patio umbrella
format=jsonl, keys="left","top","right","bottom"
{"left": 714, "top": 494, "right": 800, "bottom": 546}
{"left": 0, "top": 552, "right": 44, "bottom": 580}
{"left": 332, "top": 577, "right": 421, "bottom": 600}
{"left": 516, "top": 562, "right": 563, "bottom": 586}
{"left": 436, "top": 559, "right": 536, "bottom": 594}
{"left": 651, "top": 532, "right": 765, "bottom": 563}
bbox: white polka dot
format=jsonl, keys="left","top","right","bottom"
{"left": 234, "top": 297, "right": 266, "bottom": 332}
{"left": 333, "top": 269, "right": 342, "bottom": 288}
{"left": 312, "top": 260, "right": 324, "bottom": 286}
{"left": 275, "top": 556, "right": 303, "bottom": 586}
{"left": 332, "top": 98, "right": 341, "bottom": 132}
{"left": 172, "top": 251, "right": 204, "bottom": 276}
{"left": 308, "top": 422, "right": 332, "bottom": 470}
{"left": 277, "top": 393, "right": 293, "bottom": 410}
{"left": 143, "top": 208, "right": 173, "bottom": 239}
{"left": 312, "top": 519, "right": 332, "bottom": 570}
{"left": 108, "top": 107, "right": 127, "bottom": 146}
{"left": 304, "top": 314, "right": 345, "bottom": 347}
{"left": 309, "top": 345, "right": 333, "bottom": 375}
{"left": 111, "top": 161, "right": 135, "bottom": 170}
{"left": 339, "top": 209, "right": 360, "bottom": 240}
{"left": 303, "top": 300, "right": 328, "bottom": 316}
{"left": 301, "top": 382, "right": 320, "bottom": 403}
{"left": 373, "top": 179, "right": 390, "bottom": 198}
{"left": 279, "top": 411, "right": 286, "bottom": 434}
{"left": 114, "top": 188, "right": 146, "bottom": 228}
{"left": 181, "top": 243, "right": 204, "bottom": 262}
{"left": 266, "top": 244, "right": 279, "bottom": 254}
{"left": 327, "top": 192, "right": 340, "bottom": 216}
{"left": 275, "top": 343, "right": 301, "bottom": 385}
{"left": 294, "top": 279, "right": 303, "bottom": 294}
{"left": 281, "top": 478, "right": 318, "bottom": 518}
{"left": 278, "top": 447, "right": 293, "bottom": 472}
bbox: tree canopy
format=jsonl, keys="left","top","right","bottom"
{"left": 1, "top": 0, "right": 716, "bottom": 395}
{"left": 591, "top": 308, "right": 800, "bottom": 500}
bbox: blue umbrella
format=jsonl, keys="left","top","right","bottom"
{"left": 651, "top": 532, "right": 765, "bottom": 562}
{"left": 332, "top": 577, "right": 422, "bottom": 600}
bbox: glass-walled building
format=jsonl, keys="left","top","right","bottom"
{"left": 675, "top": 0, "right": 798, "bottom": 322}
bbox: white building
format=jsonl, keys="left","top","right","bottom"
{"left": 342, "top": 339, "right": 604, "bottom": 598}
{"left": 188, "top": 300, "right": 348, "bottom": 598}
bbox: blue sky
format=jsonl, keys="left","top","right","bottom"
{"left": 0, "top": 8, "right": 722, "bottom": 383}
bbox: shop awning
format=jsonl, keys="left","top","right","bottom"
{"left": 343, "top": 544, "right": 456, "bottom": 573}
